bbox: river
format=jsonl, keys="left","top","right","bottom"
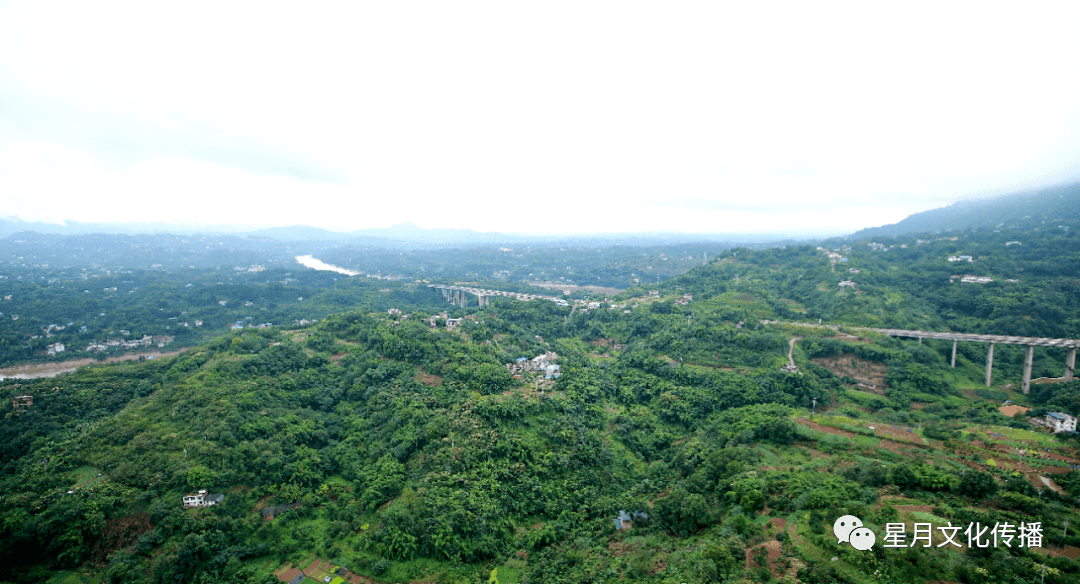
{"left": 295, "top": 255, "right": 359, "bottom": 276}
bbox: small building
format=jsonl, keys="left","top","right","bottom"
{"left": 838, "top": 280, "right": 857, "bottom": 288}
{"left": 11, "top": 395, "right": 32, "bottom": 409}
{"left": 263, "top": 500, "right": 302, "bottom": 521}
{"left": 1046, "top": 412, "right": 1077, "bottom": 433}
{"left": 614, "top": 510, "right": 649, "bottom": 530}
{"left": 182, "top": 489, "right": 225, "bottom": 508}
{"left": 47, "top": 343, "right": 65, "bottom": 355}
{"left": 388, "top": 308, "right": 402, "bottom": 315}
{"left": 445, "top": 318, "right": 463, "bottom": 330}
{"left": 648, "top": 290, "right": 659, "bottom": 298}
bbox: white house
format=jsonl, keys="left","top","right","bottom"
{"left": 1046, "top": 412, "right": 1077, "bottom": 433}
{"left": 182, "top": 489, "right": 225, "bottom": 508}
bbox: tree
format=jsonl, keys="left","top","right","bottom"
{"left": 958, "top": 469, "right": 997, "bottom": 499}
{"left": 187, "top": 466, "right": 214, "bottom": 490}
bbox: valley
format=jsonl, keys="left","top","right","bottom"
{"left": 2, "top": 185, "right": 1080, "bottom": 584}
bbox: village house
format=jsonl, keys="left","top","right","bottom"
{"left": 507, "top": 351, "right": 559, "bottom": 375}
{"left": 613, "top": 510, "right": 649, "bottom": 530}
{"left": 182, "top": 489, "right": 225, "bottom": 508}
{"left": 1046, "top": 412, "right": 1077, "bottom": 433}
{"left": 11, "top": 395, "right": 32, "bottom": 409}
{"left": 424, "top": 311, "right": 450, "bottom": 327}
{"left": 838, "top": 280, "right": 857, "bottom": 288}
{"left": 47, "top": 343, "right": 65, "bottom": 355}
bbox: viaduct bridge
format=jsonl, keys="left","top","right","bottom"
{"left": 429, "top": 284, "right": 566, "bottom": 308}
{"left": 764, "top": 321, "right": 1079, "bottom": 394}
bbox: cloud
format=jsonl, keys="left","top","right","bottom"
{"left": 0, "top": 88, "right": 348, "bottom": 184}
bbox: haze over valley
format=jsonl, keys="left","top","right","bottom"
{"left": 3, "top": 4, "right": 1080, "bottom": 584}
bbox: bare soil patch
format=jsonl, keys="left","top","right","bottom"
{"left": 745, "top": 539, "right": 786, "bottom": 579}
{"left": 878, "top": 440, "right": 912, "bottom": 456}
{"left": 414, "top": 370, "right": 443, "bottom": 386}
{"left": 873, "top": 425, "right": 926, "bottom": 444}
{"left": 896, "top": 505, "right": 934, "bottom": 513}
{"left": 811, "top": 355, "right": 888, "bottom": 392}
{"left": 999, "top": 405, "right": 1030, "bottom": 417}
{"left": 794, "top": 418, "right": 855, "bottom": 438}
{"left": 1044, "top": 451, "right": 1080, "bottom": 464}
{"left": 88, "top": 512, "right": 153, "bottom": 566}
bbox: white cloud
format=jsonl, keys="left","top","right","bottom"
{"left": 2, "top": 1, "right": 1079, "bottom": 235}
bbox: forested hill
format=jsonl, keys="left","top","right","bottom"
{"left": 848, "top": 181, "right": 1080, "bottom": 239}
{"left": 4, "top": 210, "right": 1080, "bottom": 583}
{"left": 657, "top": 212, "right": 1080, "bottom": 340}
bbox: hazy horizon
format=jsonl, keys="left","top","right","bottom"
{"left": 3, "top": 3, "right": 1079, "bottom": 235}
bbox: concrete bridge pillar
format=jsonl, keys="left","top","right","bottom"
{"left": 1022, "top": 345, "right": 1035, "bottom": 394}
{"left": 985, "top": 342, "right": 995, "bottom": 387}
{"left": 1066, "top": 348, "right": 1076, "bottom": 382}
{"left": 951, "top": 339, "right": 957, "bottom": 368}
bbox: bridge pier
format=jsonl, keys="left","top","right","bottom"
{"left": 1066, "top": 348, "right": 1076, "bottom": 382}
{"left": 951, "top": 339, "right": 957, "bottom": 368}
{"left": 985, "top": 342, "right": 995, "bottom": 387}
{"left": 1022, "top": 345, "right": 1034, "bottom": 394}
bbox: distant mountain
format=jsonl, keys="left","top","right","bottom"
{"left": 0, "top": 217, "right": 256, "bottom": 238}
{"left": 1, "top": 215, "right": 810, "bottom": 249}
{"left": 846, "top": 181, "right": 1080, "bottom": 239}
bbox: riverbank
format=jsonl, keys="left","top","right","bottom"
{"left": 0, "top": 349, "right": 186, "bottom": 380}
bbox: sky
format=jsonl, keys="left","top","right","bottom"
{"left": 2, "top": 2, "right": 1080, "bottom": 236}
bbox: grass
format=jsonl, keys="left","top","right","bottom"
{"left": 906, "top": 511, "right": 950, "bottom": 525}
{"left": 496, "top": 564, "right": 523, "bottom": 584}
{"left": 47, "top": 572, "right": 101, "bottom": 584}
{"left": 70, "top": 465, "right": 103, "bottom": 489}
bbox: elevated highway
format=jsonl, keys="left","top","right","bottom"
{"left": 763, "top": 320, "right": 1079, "bottom": 394}
{"left": 428, "top": 284, "right": 566, "bottom": 308}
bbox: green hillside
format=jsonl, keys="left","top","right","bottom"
{"left": 2, "top": 217, "right": 1080, "bottom": 584}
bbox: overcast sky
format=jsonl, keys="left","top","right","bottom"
{"left": 2, "top": 2, "right": 1079, "bottom": 236}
